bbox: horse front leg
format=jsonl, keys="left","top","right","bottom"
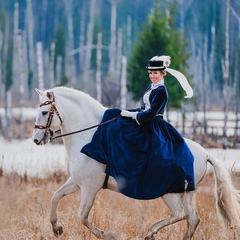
{"left": 79, "top": 185, "right": 116, "bottom": 240}
{"left": 50, "top": 177, "right": 80, "bottom": 236}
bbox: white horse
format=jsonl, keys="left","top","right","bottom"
{"left": 32, "top": 86, "right": 240, "bottom": 240}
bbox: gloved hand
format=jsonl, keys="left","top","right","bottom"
{"left": 121, "top": 110, "right": 133, "bottom": 118}
{"left": 121, "top": 110, "right": 138, "bottom": 119}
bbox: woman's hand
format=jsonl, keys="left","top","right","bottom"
{"left": 121, "top": 110, "right": 133, "bottom": 117}
{"left": 121, "top": 110, "right": 138, "bottom": 119}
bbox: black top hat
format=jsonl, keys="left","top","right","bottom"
{"left": 146, "top": 59, "right": 165, "bottom": 70}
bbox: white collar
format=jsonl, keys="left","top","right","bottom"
{"left": 151, "top": 79, "right": 164, "bottom": 90}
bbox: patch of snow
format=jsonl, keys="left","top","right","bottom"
{"left": 0, "top": 137, "right": 239, "bottom": 179}
{"left": 0, "top": 137, "right": 66, "bottom": 178}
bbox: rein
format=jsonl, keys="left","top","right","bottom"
{"left": 52, "top": 115, "right": 120, "bottom": 140}
{"left": 34, "top": 91, "right": 121, "bottom": 140}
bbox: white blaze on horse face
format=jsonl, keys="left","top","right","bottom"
{"left": 32, "top": 89, "right": 52, "bottom": 145}
{"left": 32, "top": 106, "right": 51, "bottom": 145}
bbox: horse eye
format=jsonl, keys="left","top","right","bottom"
{"left": 42, "top": 111, "right": 48, "bottom": 116}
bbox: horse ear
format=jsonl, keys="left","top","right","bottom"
{"left": 35, "top": 88, "right": 44, "bottom": 97}
{"left": 46, "top": 91, "right": 53, "bottom": 100}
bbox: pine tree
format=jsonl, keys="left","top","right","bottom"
{"left": 54, "top": 24, "right": 67, "bottom": 84}
{"left": 127, "top": 2, "right": 190, "bottom": 110}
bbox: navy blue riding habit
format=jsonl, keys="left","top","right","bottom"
{"left": 81, "top": 85, "right": 195, "bottom": 200}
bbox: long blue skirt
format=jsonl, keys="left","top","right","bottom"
{"left": 81, "top": 108, "right": 195, "bottom": 200}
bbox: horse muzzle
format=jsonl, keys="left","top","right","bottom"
{"left": 33, "top": 130, "right": 50, "bottom": 145}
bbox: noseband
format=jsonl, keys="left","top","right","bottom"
{"left": 34, "top": 92, "right": 62, "bottom": 139}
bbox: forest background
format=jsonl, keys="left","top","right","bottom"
{"left": 0, "top": 0, "right": 240, "bottom": 148}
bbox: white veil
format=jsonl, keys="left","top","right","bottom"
{"left": 155, "top": 56, "right": 193, "bottom": 98}
{"left": 166, "top": 68, "right": 193, "bottom": 98}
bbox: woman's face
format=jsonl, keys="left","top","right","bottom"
{"left": 148, "top": 70, "right": 163, "bottom": 84}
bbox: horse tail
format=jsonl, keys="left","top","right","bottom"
{"left": 207, "top": 153, "right": 240, "bottom": 229}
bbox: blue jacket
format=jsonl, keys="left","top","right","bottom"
{"left": 135, "top": 85, "right": 168, "bottom": 124}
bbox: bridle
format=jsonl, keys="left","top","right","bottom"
{"left": 34, "top": 91, "right": 121, "bottom": 140}
{"left": 34, "top": 92, "right": 62, "bottom": 139}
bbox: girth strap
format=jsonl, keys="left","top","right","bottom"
{"left": 102, "top": 173, "right": 110, "bottom": 189}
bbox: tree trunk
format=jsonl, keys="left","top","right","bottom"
{"left": 83, "top": 0, "right": 96, "bottom": 91}
{"left": 49, "top": 42, "right": 55, "bottom": 88}
{"left": 120, "top": 56, "right": 127, "bottom": 109}
{"left": 12, "top": 2, "right": 19, "bottom": 100}
{"left": 64, "top": 0, "right": 76, "bottom": 86}
{"left": 116, "top": 29, "right": 122, "bottom": 83}
{"left": 0, "top": 13, "right": 13, "bottom": 139}
{"left": 5, "top": 90, "right": 13, "bottom": 139}
{"left": 17, "top": 33, "right": 25, "bottom": 139}
{"left": 126, "top": 16, "right": 132, "bottom": 57}
{"left": 107, "top": 0, "right": 117, "bottom": 81}
{"left": 36, "top": 41, "right": 44, "bottom": 90}
{"left": 223, "top": 0, "right": 230, "bottom": 138}
{"left": 0, "top": 20, "right": 3, "bottom": 100}
{"left": 203, "top": 35, "right": 209, "bottom": 134}
{"left": 26, "top": 0, "right": 35, "bottom": 98}
{"left": 96, "top": 33, "right": 102, "bottom": 102}
{"left": 79, "top": 8, "right": 86, "bottom": 85}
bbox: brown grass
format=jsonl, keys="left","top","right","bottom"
{"left": 0, "top": 172, "right": 240, "bottom": 240}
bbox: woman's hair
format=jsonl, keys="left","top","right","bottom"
{"left": 160, "top": 69, "right": 167, "bottom": 76}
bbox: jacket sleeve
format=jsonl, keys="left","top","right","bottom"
{"left": 135, "top": 86, "right": 167, "bottom": 125}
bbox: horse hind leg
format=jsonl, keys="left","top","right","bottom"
{"left": 50, "top": 177, "right": 80, "bottom": 236}
{"left": 144, "top": 193, "right": 187, "bottom": 240}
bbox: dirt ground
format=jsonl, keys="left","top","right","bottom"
{"left": 0, "top": 172, "right": 240, "bottom": 240}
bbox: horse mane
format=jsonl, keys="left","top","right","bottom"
{"left": 49, "top": 86, "right": 105, "bottom": 109}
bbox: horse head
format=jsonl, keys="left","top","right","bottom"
{"left": 32, "top": 88, "right": 62, "bottom": 145}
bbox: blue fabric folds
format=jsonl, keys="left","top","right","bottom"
{"left": 81, "top": 108, "right": 195, "bottom": 200}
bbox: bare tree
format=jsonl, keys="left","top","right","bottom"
{"left": 41, "top": 0, "right": 48, "bottom": 48}
{"left": 126, "top": 15, "right": 132, "bottom": 57}
{"left": 36, "top": 41, "right": 44, "bottom": 90}
{"left": 107, "top": 0, "right": 117, "bottom": 81}
{"left": 223, "top": 0, "right": 230, "bottom": 138}
{"left": 17, "top": 33, "right": 26, "bottom": 139}
{"left": 49, "top": 42, "right": 55, "bottom": 88}
{"left": 0, "top": 27, "right": 3, "bottom": 99}
{"left": 64, "top": 0, "right": 76, "bottom": 86}
{"left": 1, "top": 14, "right": 13, "bottom": 139}
{"left": 120, "top": 56, "right": 127, "bottom": 109}
{"left": 12, "top": 2, "right": 19, "bottom": 100}
{"left": 26, "top": 0, "right": 35, "bottom": 98}
{"left": 83, "top": 0, "right": 96, "bottom": 92}
{"left": 202, "top": 35, "right": 210, "bottom": 134}
{"left": 229, "top": 5, "right": 240, "bottom": 146}
{"left": 79, "top": 8, "right": 86, "bottom": 84}
{"left": 96, "top": 33, "right": 102, "bottom": 102}
{"left": 116, "top": 29, "right": 122, "bottom": 83}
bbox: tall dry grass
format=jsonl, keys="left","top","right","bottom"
{"left": 0, "top": 172, "right": 240, "bottom": 240}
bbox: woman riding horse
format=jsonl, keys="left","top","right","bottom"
{"left": 81, "top": 55, "right": 195, "bottom": 200}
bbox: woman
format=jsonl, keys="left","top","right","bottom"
{"left": 81, "top": 56, "right": 195, "bottom": 200}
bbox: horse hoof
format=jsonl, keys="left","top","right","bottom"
{"left": 104, "top": 230, "right": 116, "bottom": 240}
{"left": 54, "top": 225, "right": 63, "bottom": 236}
{"left": 144, "top": 234, "right": 155, "bottom": 240}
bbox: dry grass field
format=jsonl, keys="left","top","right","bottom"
{"left": 0, "top": 172, "right": 240, "bottom": 240}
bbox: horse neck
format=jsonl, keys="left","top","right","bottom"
{"left": 55, "top": 91, "right": 106, "bottom": 151}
